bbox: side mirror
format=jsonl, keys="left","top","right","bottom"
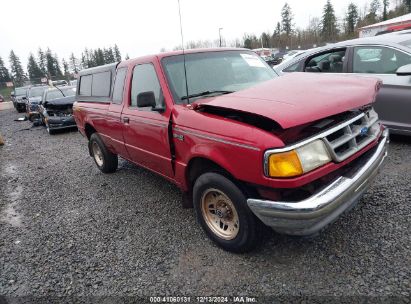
{"left": 396, "top": 64, "right": 411, "bottom": 76}
{"left": 137, "top": 91, "right": 156, "bottom": 108}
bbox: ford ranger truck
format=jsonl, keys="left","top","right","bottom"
{"left": 73, "top": 49, "right": 388, "bottom": 253}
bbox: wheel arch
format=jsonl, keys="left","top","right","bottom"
{"left": 84, "top": 123, "right": 97, "bottom": 140}
{"left": 184, "top": 156, "right": 255, "bottom": 208}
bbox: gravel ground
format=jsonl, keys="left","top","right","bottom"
{"left": 0, "top": 108, "right": 410, "bottom": 303}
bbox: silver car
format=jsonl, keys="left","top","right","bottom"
{"left": 275, "top": 30, "right": 411, "bottom": 135}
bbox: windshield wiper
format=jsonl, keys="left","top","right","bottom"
{"left": 181, "top": 90, "right": 233, "bottom": 101}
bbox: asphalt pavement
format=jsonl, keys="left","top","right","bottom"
{"left": 0, "top": 108, "right": 410, "bottom": 303}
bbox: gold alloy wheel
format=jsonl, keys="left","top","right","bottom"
{"left": 92, "top": 141, "right": 104, "bottom": 167}
{"left": 200, "top": 188, "right": 240, "bottom": 240}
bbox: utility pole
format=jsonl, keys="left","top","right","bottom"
{"left": 219, "top": 28, "right": 223, "bottom": 47}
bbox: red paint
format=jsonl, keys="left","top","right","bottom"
{"left": 74, "top": 49, "right": 382, "bottom": 194}
{"left": 196, "top": 73, "right": 381, "bottom": 129}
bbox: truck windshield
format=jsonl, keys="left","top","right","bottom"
{"left": 46, "top": 87, "right": 76, "bottom": 101}
{"left": 162, "top": 50, "right": 277, "bottom": 104}
{"left": 15, "top": 88, "right": 27, "bottom": 96}
{"left": 29, "top": 86, "right": 47, "bottom": 98}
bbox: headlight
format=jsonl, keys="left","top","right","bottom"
{"left": 267, "top": 140, "right": 331, "bottom": 177}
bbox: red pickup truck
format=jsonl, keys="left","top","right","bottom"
{"left": 73, "top": 48, "right": 388, "bottom": 252}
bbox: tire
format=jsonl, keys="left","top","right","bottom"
{"left": 89, "top": 133, "right": 118, "bottom": 173}
{"left": 193, "top": 172, "right": 263, "bottom": 253}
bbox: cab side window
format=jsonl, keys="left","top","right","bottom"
{"left": 353, "top": 46, "right": 411, "bottom": 74}
{"left": 304, "top": 49, "right": 346, "bottom": 73}
{"left": 130, "top": 63, "right": 164, "bottom": 110}
{"left": 112, "top": 68, "right": 127, "bottom": 104}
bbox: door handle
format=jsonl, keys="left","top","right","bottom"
{"left": 123, "top": 117, "right": 129, "bottom": 124}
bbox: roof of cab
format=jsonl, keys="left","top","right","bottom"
{"left": 117, "top": 47, "right": 251, "bottom": 68}
{"left": 78, "top": 62, "right": 119, "bottom": 76}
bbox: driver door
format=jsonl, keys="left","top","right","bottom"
{"left": 121, "top": 61, "right": 174, "bottom": 179}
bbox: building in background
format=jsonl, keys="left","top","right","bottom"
{"left": 252, "top": 48, "right": 277, "bottom": 58}
{"left": 359, "top": 13, "right": 411, "bottom": 37}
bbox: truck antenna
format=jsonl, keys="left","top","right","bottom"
{"left": 177, "top": 0, "right": 190, "bottom": 104}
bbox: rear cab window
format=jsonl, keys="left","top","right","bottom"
{"left": 76, "top": 63, "right": 118, "bottom": 103}
{"left": 79, "top": 75, "right": 92, "bottom": 95}
{"left": 92, "top": 72, "right": 111, "bottom": 97}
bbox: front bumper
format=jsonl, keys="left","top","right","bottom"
{"left": 247, "top": 129, "right": 389, "bottom": 236}
{"left": 47, "top": 116, "right": 76, "bottom": 130}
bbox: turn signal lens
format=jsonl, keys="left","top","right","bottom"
{"left": 268, "top": 150, "right": 303, "bottom": 177}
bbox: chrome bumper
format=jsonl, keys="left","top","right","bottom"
{"left": 247, "top": 129, "right": 389, "bottom": 236}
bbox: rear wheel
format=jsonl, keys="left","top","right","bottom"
{"left": 89, "top": 133, "right": 118, "bottom": 173}
{"left": 193, "top": 172, "right": 263, "bottom": 253}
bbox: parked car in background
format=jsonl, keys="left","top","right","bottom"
{"left": 0, "top": 95, "right": 4, "bottom": 102}
{"left": 73, "top": 49, "right": 388, "bottom": 252}
{"left": 52, "top": 80, "right": 68, "bottom": 86}
{"left": 280, "top": 50, "right": 307, "bottom": 65}
{"left": 270, "top": 51, "right": 288, "bottom": 66}
{"left": 261, "top": 56, "right": 275, "bottom": 67}
{"left": 26, "top": 85, "right": 48, "bottom": 121}
{"left": 274, "top": 30, "right": 411, "bottom": 135}
{"left": 38, "top": 86, "right": 77, "bottom": 134}
{"left": 12, "top": 86, "right": 30, "bottom": 112}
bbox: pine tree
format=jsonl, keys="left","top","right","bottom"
{"left": 9, "top": 50, "right": 26, "bottom": 86}
{"left": 272, "top": 22, "right": 282, "bottom": 48}
{"left": 382, "top": 0, "right": 390, "bottom": 20}
{"left": 345, "top": 3, "right": 359, "bottom": 37}
{"left": 321, "top": 0, "right": 338, "bottom": 42}
{"left": 261, "top": 32, "right": 270, "bottom": 48}
{"left": 69, "top": 53, "right": 80, "bottom": 74}
{"left": 369, "top": 0, "right": 381, "bottom": 23}
{"left": 404, "top": 0, "right": 411, "bottom": 12}
{"left": 38, "top": 48, "right": 47, "bottom": 75}
{"left": 62, "top": 59, "right": 70, "bottom": 81}
{"left": 81, "top": 52, "right": 88, "bottom": 69}
{"left": 93, "top": 48, "right": 105, "bottom": 66}
{"left": 113, "top": 44, "right": 122, "bottom": 62}
{"left": 104, "top": 47, "right": 115, "bottom": 64}
{"left": 46, "top": 48, "right": 56, "bottom": 77}
{"left": 0, "top": 56, "right": 11, "bottom": 83}
{"left": 53, "top": 53, "right": 63, "bottom": 78}
{"left": 84, "top": 49, "right": 91, "bottom": 68}
{"left": 85, "top": 48, "right": 94, "bottom": 68}
{"left": 27, "top": 53, "right": 43, "bottom": 81}
{"left": 281, "top": 3, "right": 294, "bottom": 37}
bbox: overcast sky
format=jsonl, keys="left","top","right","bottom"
{"left": 1, "top": 0, "right": 380, "bottom": 69}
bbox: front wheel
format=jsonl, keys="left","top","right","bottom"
{"left": 193, "top": 172, "right": 263, "bottom": 253}
{"left": 89, "top": 133, "right": 118, "bottom": 173}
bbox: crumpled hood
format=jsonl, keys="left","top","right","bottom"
{"left": 195, "top": 73, "right": 381, "bottom": 129}
{"left": 44, "top": 95, "right": 75, "bottom": 108}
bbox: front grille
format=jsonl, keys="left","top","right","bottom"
{"left": 323, "top": 109, "right": 380, "bottom": 162}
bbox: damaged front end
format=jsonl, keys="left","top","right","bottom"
{"left": 41, "top": 96, "right": 77, "bottom": 134}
